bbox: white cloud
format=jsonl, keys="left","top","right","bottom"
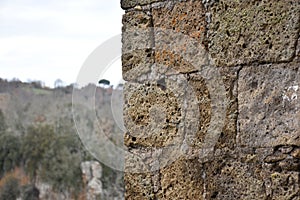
{"left": 0, "top": 0, "right": 124, "bottom": 87}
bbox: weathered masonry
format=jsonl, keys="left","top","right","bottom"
{"left": 121, "top": 0, "right": 300, "bottom": 199}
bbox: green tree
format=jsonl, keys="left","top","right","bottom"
{"left": 40, "top": 133, "right": 84, "bottom": 194}
{"left": 0, "top": 133, "right": 21, "bottom": 177}
{"left": 98, "top": 79, "right": 110, "bottom": 86}
{"left": 22, "top": 123, "right": 86, "bottom": 196}
{"left": 22, "top": 125, "right": 55, "bottom": 182}
{"left": 0, "top": 109, "right": 6, "bottom": 134}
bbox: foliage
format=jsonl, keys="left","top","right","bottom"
{"left": 0, "top": 133, "right": 21, "bottom": 177}
{"left": 0, "top": 168, "right": 31, "bottom": 200}
{"left": 98, "top": 79, "right": 110, "bottom": 86}
{"left": 0, "top": 168, "right": 30, "bottom": 188}
{"left": 40, "top": 134, "right": 83, "bottom": 194}
{"left": 0, "top": 112, "right": 123, "bottom": 198}
{"left": 0, "top": 176, "right": 20, "bottom": 200}
{"left": 21, "top": 123, "right": 87, "bottom": 195}
{"left": 102, "top": 164, "right": 124, "bottom": 192}
{"left": 22, "top": 184, "right": 39, "bottom": 200}
{"left": 0, "top": 110, "right": 6, "bottom": 134}
{"left": 22, "top": 125, "right": 55, "bottom": 181}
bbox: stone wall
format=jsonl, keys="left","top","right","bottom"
{"left": 121, "top": 0, "right": 300, "bottom": 199}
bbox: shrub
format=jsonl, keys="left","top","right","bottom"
{"left": 0, "top": 133, "right": 21, "bottom": 177}
{"left": 0, "top": 176, "right": 20, "bottom": 200}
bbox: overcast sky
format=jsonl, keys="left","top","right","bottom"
{"left": 0, "top": 0, "right": 124, "bottom": 88}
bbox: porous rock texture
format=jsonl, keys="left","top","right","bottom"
{"left": 121, "top": 0, "right": 300, "bottom": 199}
{"left": 208, "top": 0, "right": 300, "bottom": 67}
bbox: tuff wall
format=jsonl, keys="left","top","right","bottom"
{"left": 121, "top": 0, "right": 300, "bottom": 199}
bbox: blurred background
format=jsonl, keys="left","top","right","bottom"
{"left": 0, "top": 0, "right": 125, "bottom": 199}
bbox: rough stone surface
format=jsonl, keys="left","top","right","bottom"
{"left": 296, "top": 35, "right": 300, "bottom": 62}
{"left": 158, "top": 67, "right": 238, "bottom": 165}
{"left": 123, "top": 67, "right": 238, "bottom": 151}
{"left": 204, "top": 148, "right": 300, "bottom": 199}
{"left": 185, "top": 68, "right": 238, "bottom": 151}
{"left": 238, "top": 62, "right": 300, "bottom": 148}
{"left": 204, "top": 157, "right": 266, "bottom": 199}
{"left": 121, "top": 0, "right": 300, "bottom": 199}
{"left": 153, "top": 0, "right": 206, "bottom": 43}
{"left": 124, "top": 81, "right": 183, "bottom": 147}
{"left": 208, "top": 0, "right": 300, "bottom": 67}
{"left": 157, "top": 158, "right": 204, "bottom": 199}
{"left": 124, "top": 171, "right": 156, "bottom": 199}
{"left": 153, "top": 0, "right": 208, "bottom": 74}
{"left": 122, "top": 10, "right": 154, "bottom": 82}
{"left": 121, "top": 0, "right": 162, "bottom": 10}
{"left": 267, "top": 172, "right": 299, "bottom": 199}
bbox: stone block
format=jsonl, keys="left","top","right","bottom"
{"left": 153, "top": 0, "right": 208, "bottom": 74}
{"left": 121, "top": 0, "right": 162, "bottom": 10}
{"left": 204, "top": 157, "right": 266, "bottom": 199}
{"left": 267, "top": 172, "right": 300, "bottom": 199}
{"left": 238, "top": 62, "right": 300, "bottom": 148}
{"left": 153, "top": 0, "right": 206, "bottom": 43}
{"left": 123, "top": 66, "right": 239, "bottom": 157}
{"left": 124, "top": 172, "right": 155, "bottom": 199}
{"left": 124, "top": 157, "right": 205, "bottom": 199}
{"left": 122, "top": 11, "right": 154, "bottom": 81}
{"left": 123, "top": 80, "right": 184, "bottom": 148}
{"left": 204, "top": 147, "right": 300, "bottom": 199}
{"left": 261, "top": 145, "right": 300, "bottom": 199}
{"left": 124, "top": 146, "right": 161, "bottom": 199}
{"left": 180, "top": 67, "right": 238, "bottom": 161}
{"left": 208, "top": 0, "right": 300, "bottom": 67}
{"left": 262, "top": 145, "right": 300, "bottom": 173}
{"left": 157, "top": 158, "right": 204, "bottom": 199}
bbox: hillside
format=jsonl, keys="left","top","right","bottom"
{"left": 0, "top": 78, "right": 124, "bottom": 200}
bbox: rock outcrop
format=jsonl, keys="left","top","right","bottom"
{"left": 81, "top": 161, "right": 103, "bottom": 200}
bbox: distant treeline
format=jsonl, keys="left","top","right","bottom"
{"left": 0, "top": 78, "right": 73, "bottom": 90}
{"left": 0, "top": 78, "right": 124, "bottom": 89}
